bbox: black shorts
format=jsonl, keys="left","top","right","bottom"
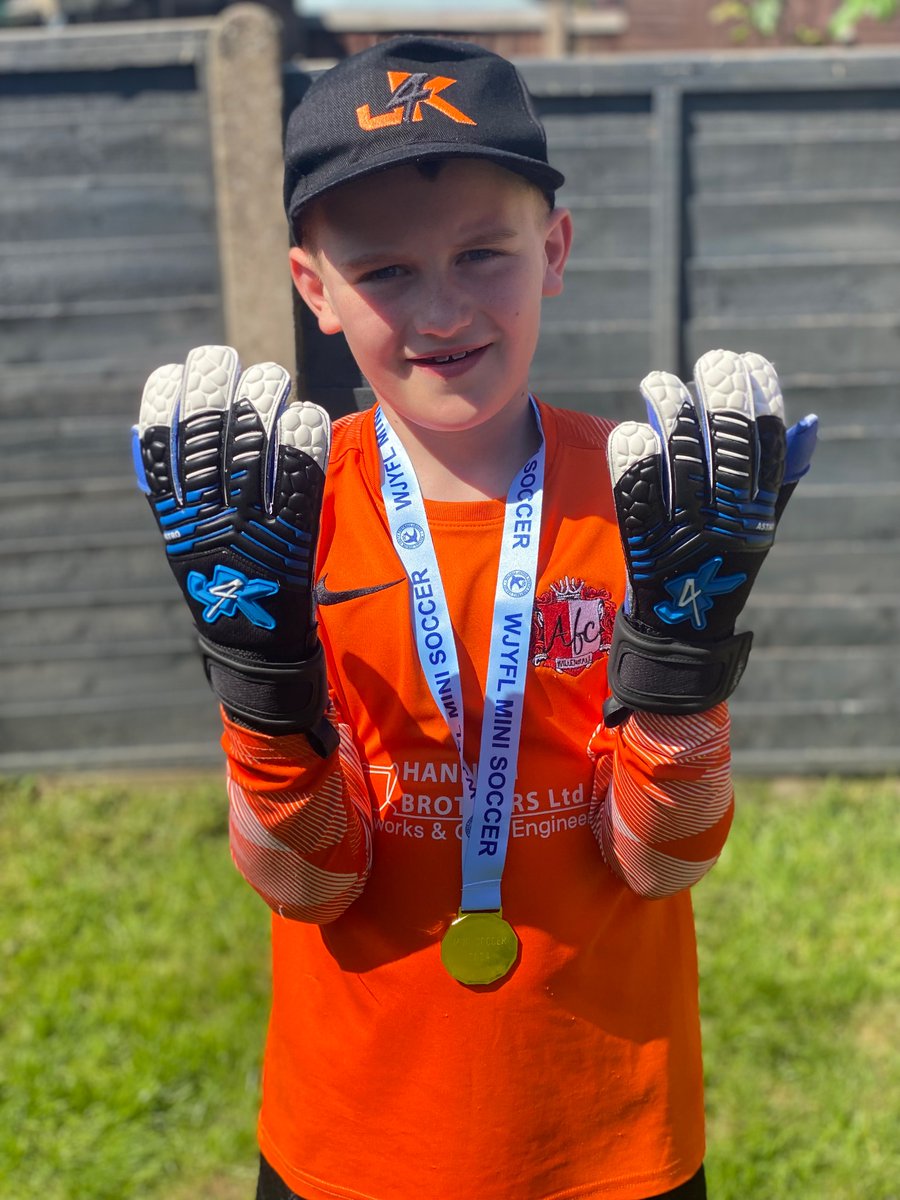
{"left": 255, "top": 1154, "right": 708, "bottom": 1200}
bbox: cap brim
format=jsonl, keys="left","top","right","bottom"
{"left": 287, "top": 143, "right": 565, "bottom": 223}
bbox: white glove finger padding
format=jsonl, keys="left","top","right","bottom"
{"left": 138, "top": 361, "right": 184, "bottom": 435}
{"left": 693, "top": 348, "right": 761, "bottom": 499}
{"left": 182, "top": 344, "right": 241, "bottom": 420}
{"left": 278, "top": 401, "right": 332, "bottom": 475}
{"left": 134, "top": 362, "right": 183, "bottom": 498}
{"left": 693, "top": 348, "right": 756, "bottom": 425}
{"left": 740, "top": 351, "right": 785, "bottom": 424}
{"left": 606, "top": 420, "right": 660, "bottom": 492}
{"left": 235, "top": 360, "right": 292, "bottom": 442}
{"left": 639, "top": 369, "right": 693, "bottom": 448}
{"left": 230, "top": 362, "right": 331, "bottom": 510}
{"left": 638, "top": 368, "right": 697, "bottom": 514}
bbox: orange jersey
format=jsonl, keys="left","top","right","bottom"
{"left": 224, "top": 400, "right": 734, "bottom": 1200}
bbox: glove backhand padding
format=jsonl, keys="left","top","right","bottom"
{"left": 133, "top": 344, "right": 336, "bottom": 752}
{"left": 605, "top": 348, "right": 817, "bottom": 722}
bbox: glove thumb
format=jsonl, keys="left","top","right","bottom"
{"left": 775, "top": 413, "right": 818, "bottom": 521}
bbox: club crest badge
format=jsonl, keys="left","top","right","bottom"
{"left": 531, "top": 576, "right": 616, "bottom": 676}
{"left": 396, "top": 522, "right": 426, "bottom": 549}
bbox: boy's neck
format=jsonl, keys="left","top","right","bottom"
{"left": 378, "top": 394, "right": 542, "bottom": 503}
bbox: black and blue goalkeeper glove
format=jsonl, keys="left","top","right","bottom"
{"left": 132, "top": 344, "right": 336, "bottom": 754}
{"left": 604, "top": 348, "right": 817, "bottom": 724}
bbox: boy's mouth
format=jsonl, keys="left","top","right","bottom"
{"left": 424, "top": 351, "right": 470, "bottom": 364}
{"left": 409, "top": 345, "right": 488, "bottom": 372}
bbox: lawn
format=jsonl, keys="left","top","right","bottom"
{"left": 696, "top": 776, "right": 899, "bottom": 1199}
{"left": 1, "top": 773, "right": 897, "bottom": 1199}
{"left": 0, "top": 773, "right": 269, "bottom": 1200}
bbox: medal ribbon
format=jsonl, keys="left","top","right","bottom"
{"left": 375, "top": 404, "right": 544, "bottom": 914}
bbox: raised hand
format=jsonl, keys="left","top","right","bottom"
{"left": 605, "top": 348, "right": 817, "bottom": 723}
{"left": 133, "top": 344, "right": 336, "bottom": 751}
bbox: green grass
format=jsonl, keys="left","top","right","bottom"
{"left": 1, "top": 773, "right": 897, "bottom": 1199}
{"left": 696, "top": 777, "right": 900, "bottom": 1199}
{"left": 0, "top": 773, "right": 269, "bottom": 1200}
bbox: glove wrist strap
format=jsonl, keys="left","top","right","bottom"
{"left": 197, "top": 635, "right": 338, "bottom": 754}
{"left": 604, "top": 610, "right": 753, "bottom": 725}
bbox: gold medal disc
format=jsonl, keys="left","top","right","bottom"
{"left": 440, "top": 910, "right": 519, "bottom": 985}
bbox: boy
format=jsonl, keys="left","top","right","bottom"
{"left": 134, "top": 36, "right": 816, "bottom": 1200}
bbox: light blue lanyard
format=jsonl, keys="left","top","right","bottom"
{"left": 375, "top": 404, "right": 544, "bottom": 912}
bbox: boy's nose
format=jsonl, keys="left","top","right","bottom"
{"left": 411, "top": 276, "right": 471, "bottom": 339}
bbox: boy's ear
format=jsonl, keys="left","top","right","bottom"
{"left": 289, "top": 247, "right": 342, "bottom": 335}
{"left": 541, "top": 207, "right": 573, "bottom": 299}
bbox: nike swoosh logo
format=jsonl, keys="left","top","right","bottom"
{"left": 315, "top": 574, "right": 404, "bottom": 606}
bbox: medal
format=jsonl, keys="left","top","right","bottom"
{"left": 440, "top": 910, "right": 519, "bottom": 986}
{"left": 376, "top": 403, "right": 544, "bottom": 986}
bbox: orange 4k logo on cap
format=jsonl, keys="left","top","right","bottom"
{"left": 356, "top": 71, "right": 477, "bottom": 131}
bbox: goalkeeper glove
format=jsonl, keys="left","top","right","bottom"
{"left": 604, "top": 348, "right": 817, "bottom": 725}
{"left": 132, "top": 344, "right": 337, "bottom": 755}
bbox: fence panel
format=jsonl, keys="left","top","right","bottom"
{"left": 0, "top": 8, "right": 293, "bottom": 770}
{"left": 530, "top": 54, "right": 900, "bottom": 773}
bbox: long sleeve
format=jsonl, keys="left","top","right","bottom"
{"left": 222, "top": 710, "right": 374, "bottom": 923}
{"left": 588, "top": 703, "right": 734, "bottom": 899}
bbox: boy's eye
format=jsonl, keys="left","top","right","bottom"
{"left": 360, "top": 264, "right": 405, "bottom": 282}
{"left": 460, "top": 248, "right": 500, "bottom": 264}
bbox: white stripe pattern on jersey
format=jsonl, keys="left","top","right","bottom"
{"left": 600, "top": 790, "right": 722, "bottom": 895}
{"left": 589, "top": 705, "right": 733, "bottom": 899}
{"left": 223, "top": 702, "right": 731, "bottom": 920}
{"left": 227, "top": 721, "right": 373, "bottom": 923}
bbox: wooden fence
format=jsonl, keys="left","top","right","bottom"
{"left": 1, "top": 9, "right": 898, "bottom": 772}
{"left": 0, "top": 6, "right": 293, "bottom": 769}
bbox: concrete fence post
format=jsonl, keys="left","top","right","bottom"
{"left": 207, "top": 3, "right": 296, "bottom": 371}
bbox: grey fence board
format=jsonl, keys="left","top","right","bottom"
{"left": 531, "top": 326, "right": 654, "bottom": 381}
{"left": 1, "top": 597, "right": 190, "bottom": 647}
{"left": 689, "top": 259, "right": 900, "bottom": 319}
{"left": 0, "top": 305, "right": 222, "bottom": 365}
{"left": 1, "top": 362, "right": 179, "bottom": 417}
{"left": 687, "top": 195, "right": 900, "bottom": 258}
{"left": 556, "top": 198, "right": 653, "bottom": 258}
{"left": 0, "top": 177, "right": 217, "bottom": 242}
{"left": 3, "top": 238, "right": 219, "bottom": 307}
{"left": 543, "top": 265, "right": 653, "bottom": 324}
{"left": 0, "top": 95, "right": 209, "bottom": 179}
{"left": 1, "top": 539, "right": 170, "bottom": 593}
{"left": 749, "top": 596, "right": 900, "bottom": 648}
{"left": 683, "top": 315, "right": 900, "bottom": 374}
{"left": 2, "top": 420, "right": 136, "bottom": 485}
{"left": 0, "top": 700, "right": 221, "bottom": 761}
{"left": 4, "top": 649, "right": 204, "bottom": 703}
{"left": 750, "top": 540, "right": 900, "bottom": 595}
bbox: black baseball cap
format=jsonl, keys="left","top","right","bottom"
{"left": 283, "top": 35, "right": 565, "bottom": 227}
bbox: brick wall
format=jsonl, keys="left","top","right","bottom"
{"left": 610, "top": 0, "right": 900, "bottom": 52}
{"left": 300, "top": 0, "right": 900, "bottom": 60}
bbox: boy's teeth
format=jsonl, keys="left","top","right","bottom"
{"left": 429, "top": 350, "right": 469, "bottom": 364}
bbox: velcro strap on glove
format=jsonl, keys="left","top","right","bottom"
{"left": 197, "top": 635, "right": 338, "bottom": 755}
{"left": 604, "top": 610, "right": 753, "bottom": 726}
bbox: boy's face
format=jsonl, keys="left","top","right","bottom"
{"left": 290, "top": 159, "right": 571, "bottom": 441}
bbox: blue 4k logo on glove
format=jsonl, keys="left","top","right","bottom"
{"left": 654, "top": 557, "right": 747, "bottom": 632}
{"left": 187, "top": 564, "right": 280, "bottom": 629}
